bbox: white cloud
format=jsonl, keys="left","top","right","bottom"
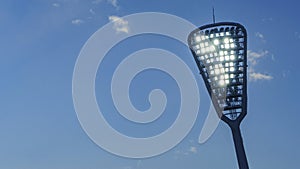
{"left": 250, "top": 72, "right": 273, "bottom": 81}
{"left": 89, "top": 8, "right": 96, "bottom": 15}
{"left": 52, "top": 3, "right": 60, "bottom": 7}
{"left": 108, "top": 15, "right": 129, "bottom": 33}
{"left": 107, "top": 0, "right": 119, "bottom": 8}
{"left": 248, "top": 50, "right": 269, "bottom": 66}
{"left": 255, "top": 32, "right": 266, "bottom": 43}
{"left": 248, "top": 50, "right": 273, "bottom": 81}
{"left": 256, "top": 32, "right": 264, "bottom": 39}
{"left": 189, "top": 146, "right": 197, "bottom": 154}
{"left": 281, "top": 70, "right": 290, "bottom": 78}
{"left": 71, "top": 19, "right": 84, "bottom": 25}
{"left": 92, "top": 0, "right": 119, "bottom": 9}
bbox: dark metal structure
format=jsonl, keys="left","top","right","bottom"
{"left": 188, "top": 22, "right": 249, "bottom": 169}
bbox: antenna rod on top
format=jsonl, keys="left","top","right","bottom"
{"left": 212, "top": 6, "right": 216, "bottom": 24}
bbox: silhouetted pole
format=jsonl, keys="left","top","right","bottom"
{"left": 188, "top": 22, "right": 250, "bottom": 169}
{"left": 230, "top": 122, "right": 249, "bottom": 169}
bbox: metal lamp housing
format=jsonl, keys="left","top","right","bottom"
{"left": 188, "top": 22, "right": 247, "bottom": 125}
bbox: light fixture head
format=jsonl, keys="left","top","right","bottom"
{"left": 188, "top": 22, "right": 247, "bottom": 124}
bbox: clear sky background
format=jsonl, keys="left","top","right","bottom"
{"left": 1, "top": 0, "right": 300, "bottom": 169}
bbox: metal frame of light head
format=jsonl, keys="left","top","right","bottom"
{"left": 188, "top": 22, "right": 247, "bottom": 126}
{"left": 188, "top": 22, "right": 249, "bottom": 169}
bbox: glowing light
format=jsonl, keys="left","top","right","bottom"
{"left": 225, "top": 55, "right": 230, "bottom": 61}
{"left": 224, "top": 38, "right": 230, "bottom": 44}
{"left": 220, "top": 56, "right": 224, "bottom": 61}
{"left": 206, "top": 47, "right": 210, "bottom": 52}
{"left": 225, "top": 44, "right": 230, "bottom": 49}
{"left": 213, "top": 39, "right": 220, "bottom": 45}
{"left": 195, "top": 36, "right": 201, "bottom": 42}
{"left": 219, "top": 80, "right": 225, "bottom": 86}
{"left": 230, "top": 55, "right": 236, "bottom": 60}
{"left": 190, "top": 30, "right": 242, "bottom": 88}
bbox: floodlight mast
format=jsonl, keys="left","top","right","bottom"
{"left": 188, "top": 22, "right": 249, "bottom": 169}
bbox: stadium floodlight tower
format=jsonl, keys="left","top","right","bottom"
{"left": 188, "top": 22, "right": 249, "bottom": 169}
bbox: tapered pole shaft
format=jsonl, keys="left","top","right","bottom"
{"left": 230, "top": 124, "right": 249, "bottom": 169}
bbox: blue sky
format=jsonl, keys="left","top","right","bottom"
{"left": 1, "top": 0, "right": 300, "bottom": 169}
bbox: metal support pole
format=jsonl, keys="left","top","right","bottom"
{"left": 230, "top": 123, "right": 249, "bottom": 169}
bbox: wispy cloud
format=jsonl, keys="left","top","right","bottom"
{"left": 89, "top": 8, "right": 96, "bottom": 15}
{"left": 92, "top": 0, "right": 119, "bottom": 9}
{"left": 71, "top": 19, "right": 84, "bottom": 25}
{"left": 248, "top": 50, "right": 269, "bottom": 66}
{"left": 173, "top": 140, "right": 198, "bottom": 159}
{"left": 249, "top": 72, "right": 273, "bottom": 81}
{"left": 189, "top": 146, "right": 197, "bottom": 154}
{"left": 248, "top": 50, "right": 273, "bottom": 81}
{"left": 108, "top": 15, "right": 129, "bottom": 34}
{"left": 281, "top": 70, "right": 290, "bottom": 78}
{"left": 107, "top": 0, "right": 119, "bottom": 8}
{"left": 52, "top": 3, "right": 60, "bottom": 7}
{"left": 255, "top": 32, "right": 266, "bottom": 43}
